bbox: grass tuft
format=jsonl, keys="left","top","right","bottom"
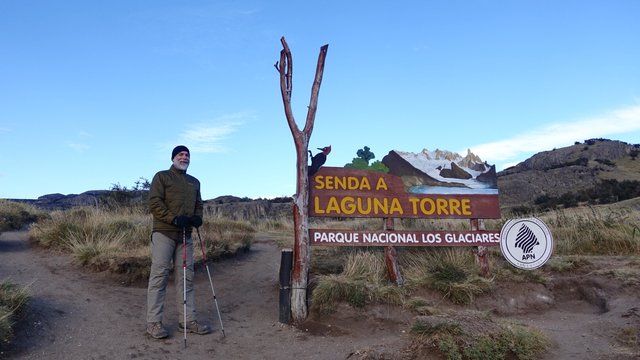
{"left": 402, "top": 248, "right": 493, "bottom": 304}
{"left": 311, "top": 252, "right": 405, "bottom": 313}
{"left": 409, "top": 312, "right": 549, "bottom": 360}
{"left": 0, "top": 280, "right": 31, "bottom": 349}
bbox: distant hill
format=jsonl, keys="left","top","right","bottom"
{"left": 6, "top": 138, "right": 640, "bottom": 216}
{"left": 497, "top": 138, "right": 640, "bottom": 211}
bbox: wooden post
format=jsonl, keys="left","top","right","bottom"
{"left": 470, "top": 218, "right": 490, "bottom": 277}
{"left": 277, "top": 37, "right": 329, "bottom": 324}
{"left": 279, "top": 249, "right": 293, "bottom": 324}
{"left": 383, "top": 217, "right": 404, "bottom": 285}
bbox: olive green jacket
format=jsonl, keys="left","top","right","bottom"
{"left": 149, "top": 165, "right": 203, "bottom": 237}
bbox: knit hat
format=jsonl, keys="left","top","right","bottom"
{"left": 171, "top": 145, "right": 190, "bottom": 160}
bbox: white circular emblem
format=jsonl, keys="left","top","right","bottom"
{"left": 500, "top": 217, "right": 553, "bottom": 270}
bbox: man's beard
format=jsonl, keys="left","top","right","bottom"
{"left": 173, "top": 159, "right": 189, "bottom": 171}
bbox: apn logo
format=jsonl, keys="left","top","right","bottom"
{"left": 514, "top": 224, "right": 540, "bottom": 260}
{"left": 500, "top": 218, "right": 553, "bottom": 270}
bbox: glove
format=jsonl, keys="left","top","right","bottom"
{"left": 172, "top": 215, "right": 191, "bottom": 228}
{"left": 191, "top": 215, "right": 203, "bottom": 228}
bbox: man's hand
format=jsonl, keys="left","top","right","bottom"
{"left": 191, "top": 215, "right": 203, "bottom": 228}
{"left": 172, "top": 216, "right": 191, "bottom": 228}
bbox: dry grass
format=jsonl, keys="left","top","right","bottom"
{"left": 400, "top": 248, "right": 494, "bottom": 305}
{"left": 0, "top": 200, "right": 48, "bottom": 232}
{"left": 27, "top": 205, "right": 255, "bottom": 283}
{"left": 195, "top": 219, "right": 254, "bottom": 260}
{"left": 614, "top": 326, "right": 640, "bottom": 356}
{"left": 542, "top": 206, "right": 640, "bottom": 255}
{"left": 29, "top": 206, "right": 150, "bottom": 250}
{"left": 0, "top": 280, "right": 31, "bottom": 349}
{"left": 408, "top": 310, "right": 549, "bottom": 360}
{"left": 591, "top": 266, "right": 640, "bottom": 286}
{"left": 311, "top": 252, "right": 405, "bottom": 313}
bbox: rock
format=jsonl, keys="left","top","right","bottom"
{"left": 439, "top": 162, "right": 472, "bottom": 180}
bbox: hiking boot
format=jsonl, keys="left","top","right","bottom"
{"left": 179, "top": 320, "right": 212, "bottom": 335}
{"left": 146, "top": 322, "right": 169, "bottom": 339}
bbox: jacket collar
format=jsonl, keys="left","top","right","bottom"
{"left": 170, "top": 165, "right": 187, "bottom": 175}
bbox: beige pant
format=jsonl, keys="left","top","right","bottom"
{"left": 146, "top": 231, "right": 198, "bottom": 324}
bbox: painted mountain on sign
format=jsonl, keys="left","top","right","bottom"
{"left": 381, "top": 149, "right": 498, "bottom": 195}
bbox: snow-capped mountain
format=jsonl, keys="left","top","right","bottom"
{"left": 381, "top": 149, "right": 497, "bottom": 191}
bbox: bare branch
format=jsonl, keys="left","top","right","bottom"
{"left": 303, "top": 44, "right": 329, "bottom": 135}
{"left": 278, "top": 37, "right": 299, "bottom": 135}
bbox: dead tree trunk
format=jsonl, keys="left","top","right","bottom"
{"left": 276, "top": 36, "right": 329, "bottom": 323}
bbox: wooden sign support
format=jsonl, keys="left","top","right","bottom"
{"left": 383, "top": 217, "right": 404, "bottom": 285}
{"left": 278, "top": 249, "right": 293, "bottom": 324}
{"left": 470, "top": 218, "right": 491, "bottom": 277}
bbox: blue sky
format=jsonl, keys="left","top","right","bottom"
{"left": 1, "top": 1, "right": 639, "bottom": 200}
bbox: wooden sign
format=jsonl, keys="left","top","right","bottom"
{"left": 309, "top": 167, "right": 501, "bottom": 219}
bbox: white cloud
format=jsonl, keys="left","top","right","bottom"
{"left": 78, "top": 130, "right": 92, "bottom": 138}
{"left": 468, "top": 104, "right": 640, "bottom": 169}
{"left": 65, "top": 130, "right": 92, "bottom": 153}
{"left": 67, "top": 142, "right": 90, "bottom": 152}
{"left": 176, "top": 113, "right": 249, "bottom": 153}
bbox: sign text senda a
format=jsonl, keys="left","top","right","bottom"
{"left": 309, "top": 167, "right": 501, "bottom": 219}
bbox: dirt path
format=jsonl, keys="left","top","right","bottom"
{"left": 0, "top": 231, "right": 408, "bottom": 360}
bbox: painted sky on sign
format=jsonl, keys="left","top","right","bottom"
{"left": 1, "top": 1, "right": 639, "bottom": 200}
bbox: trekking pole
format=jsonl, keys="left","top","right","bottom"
{"left": 182, "top": 227, "right": 188, "bottom": 348}
{"left": 196, "top": 228, "right": 226, "bottom": 337}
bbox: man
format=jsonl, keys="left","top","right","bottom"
{"left": 146, "top": 145, "right": 211, "bottom": 339}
